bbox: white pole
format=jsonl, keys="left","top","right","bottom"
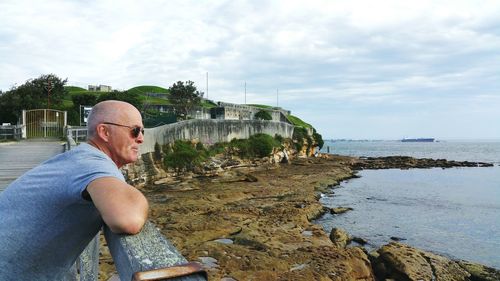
{"left": 276, "top": 88, "right": 279, "bottom": 107}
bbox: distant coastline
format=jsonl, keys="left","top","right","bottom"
{"left": 401, "top": 138, "right": 435, "bottom": 142}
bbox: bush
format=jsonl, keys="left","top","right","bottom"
{"left": 163, "top": 140, "right": 205, "bottom": 173}
{"left": 254, "top": 110, "right": 272, "bottom": 121}
{"left": 249, "top": 134, "right": 277, "bottom": 157}
{"left": 207, "top": 142, "right": 228, "bottom": 156}
{"left": 313, "top": 129, "right": 324, "bottom": 149}
{"left": 230, "top": 138, "right": 252, "bottom": 158}
{"left": 274, "top": 134, "right": 283, "bottom": 144}
{"left": 292, "top": 127, "right": 308, "bottom": 152}
{"left": 230, "top": 134, "right": 279, "bottom": 158}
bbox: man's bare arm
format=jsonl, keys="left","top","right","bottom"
{"left": 86, "top": 177, "right": 149, "bottom": 234}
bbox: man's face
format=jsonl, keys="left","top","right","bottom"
{"left": 106, "top": 110, "right": 144, "bottom": 167}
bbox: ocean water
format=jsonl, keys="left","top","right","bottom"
{"left": 316, "top": 140, "right": 500, "bottom": 269}
{"left": 321, "top": 140, "right": 500, "bottom": 164}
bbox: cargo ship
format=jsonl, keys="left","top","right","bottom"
{"left": 401, "top": 138, "right": 435, "bottom": 142}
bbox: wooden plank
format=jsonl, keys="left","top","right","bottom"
{"left": 104, "top": 221, "right": 206, "bottom": 281}
{"left": 0, "top": 141, "right": 63, "bottom": 191}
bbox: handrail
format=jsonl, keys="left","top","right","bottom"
{"left": 104, "top": 222, "right": 206, "bottom": 281}
{"left": 66, "top": 126, "right": 87, "bottom": 148}
{"left": 0, "top": 125, "right": 23, "bottom": 140}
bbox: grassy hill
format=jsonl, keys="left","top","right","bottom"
{"left": 128, "top": 85, "right": 169, "bottom": 95}
{"left": 64, "top": 86, "right": 87, "bottom": 92}
{"left": 127, "top": 85, "right": 170, "bottom": 106}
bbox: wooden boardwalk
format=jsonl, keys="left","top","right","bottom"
{"left": 0, "top": 141, "right": 64, "bottom": 191}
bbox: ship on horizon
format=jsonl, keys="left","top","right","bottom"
{"left": 401, "top": 138, "right": 435, "bottom": 142}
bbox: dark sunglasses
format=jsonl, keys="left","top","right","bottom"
{"left": 102, "top": 122, "right": 145, "bottom": 138}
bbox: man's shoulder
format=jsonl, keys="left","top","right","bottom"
{"left": 46, "top": 143, "right": 116, "bottom": 173}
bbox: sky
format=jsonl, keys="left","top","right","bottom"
{"left": 1, "top": 0, "right": 500, "bottom": 140}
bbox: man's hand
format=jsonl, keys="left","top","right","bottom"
{"left": 86, "top": 177, "right": 149, "bottom": 234}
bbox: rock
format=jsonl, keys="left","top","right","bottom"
{"left": 344, "top": 247, "right": 377, "bottom": 280}
{"left": 352, "top": 156, "right": 494, "bottom": 170}
{"left": 329, "top": 227, "right": 350, "bottom": 248}
{"left": 374, "top": 242, "right": 471, "bottom": 281}
{"left": 457, "top": 261, "right": 500, "bottom": 281}
{"left": 244, "top": 174, "right": 258, "bottom": 182}
{"left": 198, "top": 256, "right": 219, "bottom": 269}
{"left": 330, "top": 207, "right": 353, "bottom": 214}
{"left": 351, "top": 236, "right": 368, "bottom": 245}
{"left": 389, "top": 236, "right": 406, "bottom": 242}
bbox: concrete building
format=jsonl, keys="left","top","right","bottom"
{"left": 88, "top": 85, "right": 112, "bottom": 92}
{"left": 210, "top": 102, "right": 292, "bottom": 124}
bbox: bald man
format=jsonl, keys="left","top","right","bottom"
{"left": 0, "top": 100, "right": 149, "bottom": 280}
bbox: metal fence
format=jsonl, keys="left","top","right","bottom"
{"left": 24, "top": 109, "right": 66, "bottom": 139}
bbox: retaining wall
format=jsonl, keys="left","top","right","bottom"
{"left": 140, "top": 119, "right": 294, "bottom": 154}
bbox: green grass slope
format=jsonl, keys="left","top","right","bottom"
{"left": 286, "top": 114, "right": 312, "bottom": 128}
{"left": 128, "top": 85, "right": 169, "bottom": 95}
{"left": 64, "top": 86, "right": 87, "bottom": 92}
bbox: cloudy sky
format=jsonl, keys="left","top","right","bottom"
{"left": 1, "top": 0, "right": 499, "bottom": 139}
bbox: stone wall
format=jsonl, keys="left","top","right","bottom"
{"left": 140, "top": 119, "right": 295, "bottom": 154}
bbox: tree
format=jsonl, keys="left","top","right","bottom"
{"left": 168, "top": 81, "right": 203, "bottom": 119}
{"left": 97, "top": 90, "right": 143, "bottom": 110}
{"left": 64, "top": 93, "right": 99, "bottom": 126}
{"left": 0, "top": 74, "right": 68, "bottom": 124}
{"left": 71, "top": 93, "right": 97, "bottom": 108}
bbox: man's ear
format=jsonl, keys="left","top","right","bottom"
{"left": 96, "top": 124, "right": 110, "bottom": 142}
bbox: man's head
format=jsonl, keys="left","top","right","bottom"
{"left": 87, "top": 100, "right": 144, "bottom": 167}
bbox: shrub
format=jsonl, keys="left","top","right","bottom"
{"left": 313, "top": 129, "right": 324, "bottom": 149}
{"left": 274, "top": 134, "right": 284, "bottom": 144}
{"left": 230, "top": 134, "right": 279, "bottom": 158}
{"left": 230, "top": 138, "right": 252, "bottom": 158}
{"left": 248, "top": 133, "right": 277, "bottom": 158}
{"left": 254, "top": 110, "right": 272, "bottom": 121}
{"left": 164, "top": 140, "right": 205, "bottom": 173}
{"left": 292, "top": 127, "right": 308, "bottom": 152}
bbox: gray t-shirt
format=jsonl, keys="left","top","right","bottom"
{"left": 0, "top": 143, "right": 124, "bottom": 280}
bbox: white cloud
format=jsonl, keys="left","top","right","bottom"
{"left": 1, "top": 0, "right": 499, "bottom": 138}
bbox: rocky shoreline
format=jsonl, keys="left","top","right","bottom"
{"left": 99, "top": 154, "right": 499, "bottom": 280}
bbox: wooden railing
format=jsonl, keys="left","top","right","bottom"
{"left": 67, "top": 134, "right": 206, "bottom": 281}
{"left": 0, "top": 125, "right": 23, "bottom": 140}
{"left": 66, "top": 126, "right": 88, "bottom": 144}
